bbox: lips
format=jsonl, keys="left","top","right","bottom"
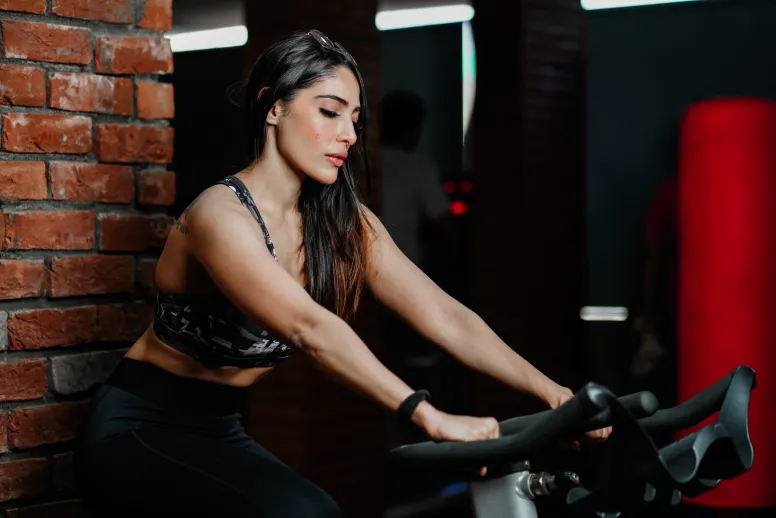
{"left": 326, "top": 153, "right": 347, "bottom": 167}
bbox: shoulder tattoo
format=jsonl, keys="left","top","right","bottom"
{"left": 175, "top": 194, "right": 202, "bottom": 235}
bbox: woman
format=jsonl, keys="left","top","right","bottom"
{"left": 75, "top": 30, "right": 607, "bottom": 517}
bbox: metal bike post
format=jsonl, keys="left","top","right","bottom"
{"left": 468, "top": 467, "right": 540, "bottom": 518}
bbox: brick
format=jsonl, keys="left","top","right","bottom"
{"left": 0, "top": 414, "right": 7, "bottom": 453}
{"left": 7, "top": 307, "right": 97, "bottom": 350}
{"left": 0, "top": 458, "right": 49, "bottom": 503}
{"left": 0, "top": 311, "right": 6, "bottom": 351}
{"left": 96, "top": 303, "right": 153, "bottom": 342}
{"left": 50, "top": 73, "right": 132, "bottom": 116}
{"left": 51, "top": 349, "right": 125, "bottom": 395}
{"left": 49, "top": 162, "right": 134, "bottom": 203}
{"left": 95, "top": 125, "right": 174, "bottom": 164}
{"left": 0, "top": 260, "right": 45, "bottom": 300}
{"left": 136, "top": 258, "right": 157, "bottom": 296}
{"left": 136, "top": 82, "right": 174, "bottom": 119}
{"left": 99, "top": 213, "right": 173, "bottom": 251}
{"left": 0, "top": 0, "right": 46, "bottom": 14}
{"left": 0, "top": 65, "right": 45, "bottom": 107}
{"left": 0, "top": 162, "right": 47, "bottom": 200}
{"left": 51, "top": 0, "right": 132, "bottom": 24}
{"left": 138, "top": 0, "right": 172, "bottom": 31}
{"left": 6, "top": 500, "right": 86, "bottom": 518}
{"left": 1, "top": 21, "right": 91, "bottom": 65}
{"left": 9, "top": 401, "right": 88, "bottom": 449}
{"left": 95, "top": 36, "right": 173, "bottom": 75}
{"left": 2, "top": 211, "right": 95, "bottom": 250}
{"left": 138, "top": 170, "right": 175, "bottom": 206}
{"left": 0, "top": 359, "right": 47, "bottom": 401}
{"left": 48, "top": 255, "right": 134, "bottom": 297}
{"left": 2, "top": 113, "right": 92, "bottom": 155}
{"left": 0, "top": 0, "right": 45, "bottom": 14}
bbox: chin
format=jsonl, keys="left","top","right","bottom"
{"left": 307, "top": 168, "right": 339, "bottom": 185}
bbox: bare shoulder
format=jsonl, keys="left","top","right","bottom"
{"left": 175, "top": 183, "right": 249, "bottom": 236}
{"left": 359, "top": 203, "right": 396, "bottom": 281}
{"left": 360, "top": 203, "right": 391, "bottom": 244}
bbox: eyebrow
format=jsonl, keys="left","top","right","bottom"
{"left": 315, "top": 94, "right": 361, "bottom": 111}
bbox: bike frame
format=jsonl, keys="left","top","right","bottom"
{"left": 469, "top": 469, "right": 540, "bottom": 518}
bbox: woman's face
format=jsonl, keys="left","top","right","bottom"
{"left": 271, "top": 66, "right": 361, "bottom": 185}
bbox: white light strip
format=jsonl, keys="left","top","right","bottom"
{"left": 580, "top": 306, "right": 629, "bottom": 322}
{"left": 376, "top": 5, "right": 474, "bottom": 31}
{"left": 582, "top": 0, "right": 700, "bottom": 10}
{"left": 168, "top": 25, "right": 248, "bottom": 53}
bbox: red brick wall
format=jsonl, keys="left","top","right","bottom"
{"left": 470, "top": 0, "right": 587, "bottom": 417}
{"left": 0, "top": 1, "right": 173, "bottom": 514}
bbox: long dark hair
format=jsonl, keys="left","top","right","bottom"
{"left": 242, "top": 30, "right": 373, "bottom": 321}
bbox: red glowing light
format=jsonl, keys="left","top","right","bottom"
{"left": 460, "top": 180, "right": 473, "bottom": 193}
{"left": 450, "top": 201, "right": 468, "bottom": 216}
{"left": 443, "top": 181, "right": 456, "bottom": 195}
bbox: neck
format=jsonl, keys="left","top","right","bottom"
{"left": 238, "top": 147, "right": 303, "bottom": 216}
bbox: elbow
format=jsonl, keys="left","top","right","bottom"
{"left": 288, "top": 306, "right": 343, "bottom": 357}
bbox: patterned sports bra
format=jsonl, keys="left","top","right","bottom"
{"left": 152, "top": 175, "right": 296, "bottom": 368}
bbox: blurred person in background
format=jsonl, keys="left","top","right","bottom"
{"left": 379, "top": 89, "right": 451, "bottom": 270}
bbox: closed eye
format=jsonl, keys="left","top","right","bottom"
{"left": 320, "top": 108, "right": 338, "bottom": 118}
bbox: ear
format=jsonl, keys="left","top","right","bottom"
{"left": 266, "top": 100, "right": 283, "bottom": 126}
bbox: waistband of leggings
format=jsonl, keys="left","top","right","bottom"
{"left": 104, "top": 357, "right": 245, "bottom": 416}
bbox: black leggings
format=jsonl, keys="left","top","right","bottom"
{"left": 74, "top": 358, "right": 341, "bottom": 518}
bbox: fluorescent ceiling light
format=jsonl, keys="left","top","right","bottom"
{"left": 580, "top": 306, "right": 629, "bottom": 322}
{"left": 168, "top": 25, "right": 248, "bottom": 53}
{"left": 582, "top": 0, "right": 700, "bottom": 9}
{"left": 376, "top": 4, "right": 474, "bottom": 31}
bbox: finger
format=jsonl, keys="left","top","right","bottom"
{"left": 479, "top": 466, "right": 488, "bottom": 476}
{"left": 490, "top": 418, "right": 501, "bottom": 439}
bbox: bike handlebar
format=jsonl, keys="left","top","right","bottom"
{"left": 499, "top": 390, "right": 658, "bottom": 436}
{"left": 389, "top": 365, "right": 756, "bottom": 480}
{"left": 389, "top": 382, "right": 647, "bottom": 470}
{"left": 638, "top": 370, "right": 740, "bottom": 435}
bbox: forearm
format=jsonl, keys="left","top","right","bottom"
{"left": 437, "top": 307, "right": 562, "bottom": 405}
{"left": 298, "top": 312, "right": 421, "bottom": 413}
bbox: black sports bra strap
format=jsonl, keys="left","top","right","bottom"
{"left": 218, "top": 175, "right": 278, "bottom": 261}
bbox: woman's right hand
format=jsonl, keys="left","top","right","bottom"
{"left": 412, "top": 403, "right": 499, "bottom": 476}
{"left": 413, "top": 402, "right": 500, "bottom": 442}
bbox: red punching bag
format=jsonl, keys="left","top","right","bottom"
{"left": 678, "top": 97, "right": 776, "bottom": 508}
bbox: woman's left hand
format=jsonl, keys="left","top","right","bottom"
{"left": 544, "top": 385, "right": 612, "bottom": 448}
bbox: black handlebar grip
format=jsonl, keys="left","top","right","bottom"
{"left": 538, "top": 382, "right": 610, "bottom": 438}
{"left": 639, "top": 373, "right": 732, "bottom": 434}
{"left": 583, "top": 391, "right": 659, "bottom": 431}
{"left": 499, "top": 390, "right": 658, "bottom": 437}
{"left": 619, "top": 391, "right": 660, "bottom": 418}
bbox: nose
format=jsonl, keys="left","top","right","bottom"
{"left": 339, "top": 121, "right": 357, "bottom": 147}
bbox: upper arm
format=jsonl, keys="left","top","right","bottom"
{"left": 364, "top": 206, "right": 459, "bottom": 344}
{"left": 184, "top": 189, "right": 331, "bottom": 347}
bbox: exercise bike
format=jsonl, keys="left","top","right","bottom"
{"left": 389, "top": 365, "right": 756, "bottom": 518}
